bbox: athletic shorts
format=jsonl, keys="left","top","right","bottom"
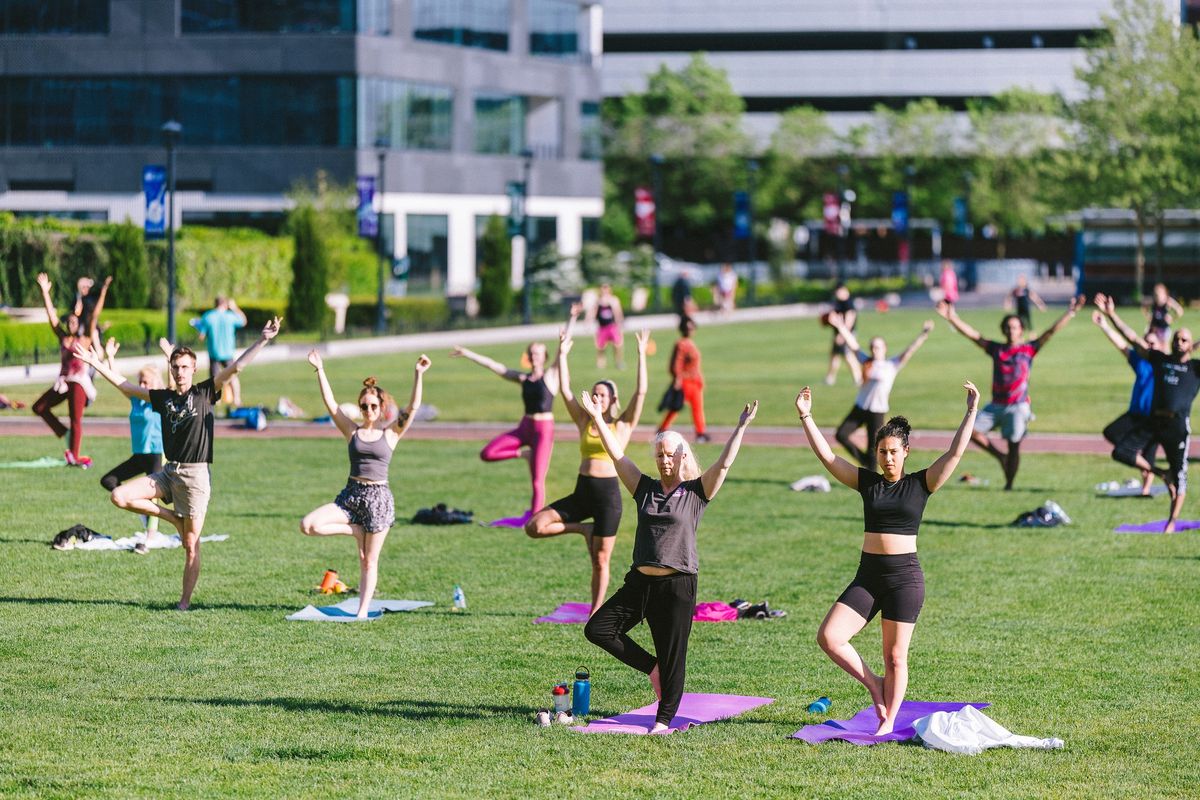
{"left": 830, "top": 331, "right": 853, "bottom": 356}
{"left": 209, "top": 358, "right": 231, "bottom": 380}
{"left": 334, "top": 479, "right": 395, "bottom": 533}
{"left": 150, "top": 462, "right": 211, "bottom": 523}
{"left": 548, "top": 474, "right": 623, "bottom": 537}
{"left": 595, "top": 323, "right": 623, "bottom": 350}
{"left": 1151, "top": 414, "right": 1190, "bottom": 493}
{"left": 836, "top": 552, "right": 925, "bottom": 624}
{"left": 975, "top": 401, "right": 1032, "bottom": 443}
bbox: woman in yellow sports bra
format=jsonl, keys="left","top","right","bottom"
{"left": 525, "top": 324, "right": 650, "bottom": 614}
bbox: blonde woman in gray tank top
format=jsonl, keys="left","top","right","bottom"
{"left": 300, "top": 350, "right": 431, "bottom": 620}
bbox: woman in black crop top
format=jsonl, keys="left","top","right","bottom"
{"left": 299, "top": 351, "right": 430, "bottom": 620}
{"left": 450, "top": 309, "right": 578, "bottom": 526}
{"left": 579, "top": 391, "right": 757, "bottom": 733}
{"left": 796, "top": 380, "right": 979, "bottom": 736}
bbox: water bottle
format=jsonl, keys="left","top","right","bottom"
{"left": 552, "top": 683, "right": 571, "bottom": 713}
{"left": 452, "top": 585, "right": 467, "bottom": 612}
{"left": 807, "top": 696, "right": 831, "bottom": 714}
{"left": 571, "top": 666, "right": 591, "bottom": 716}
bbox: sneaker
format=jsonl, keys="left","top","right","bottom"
{"left": 75, "top": 455, "right": 92, "bottom": 469}
{"left": 133, "top": 542, "right": 149, "bottom": 555}
{"left": 63, "top": 450, "right": 76, "bottom": 466}
{"left": 554, "top": 711, "right": 574, "bottom": 725}
{"left": 695, "top": 433, "right": 711, "bottom": 444}
{"left": 534, "top": 709, "right": 551, "bottom": 728}
{"left": 52, "top": 536, "right": 76, "bottom": 551}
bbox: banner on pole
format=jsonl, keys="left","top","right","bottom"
{"left": 634, "top": 186, "right": 656, "bottom": 238}
{"left": 357, "top": 175, "right": 377, "bottom": 238}
{"left": 733, "top": 190, "right": 750, "bottom": 240}
{"left": 822, "top": 193, "right": 841, "bottom": 236}
{"left": 143, "top": 165, "right": 166, "bottom": 240}
{"left": 891, "top": 191, "right": 909, "bottom": 236}
{"left": 507, "top": 181, "right": 526, "bottom": 238}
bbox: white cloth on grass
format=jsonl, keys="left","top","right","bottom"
{"left": 913, "top": 705, "right": 1064, "bottom": 755}
{"left": 74, "top": 532, "right": 230, "bottom": 551}
{"left": 286, "top": 599, "right": 433, "bottom": 622}
{"left": 790, "top": 475, "right": 831, "bottom": 493}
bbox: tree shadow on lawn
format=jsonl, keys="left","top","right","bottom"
{"left": 0, "top": 595, "right": 295, "bottom": 612}
{"left": 156, "top": 694, "right": 542, "bottom": 721}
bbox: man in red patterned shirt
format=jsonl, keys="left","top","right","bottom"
{"left": 936, "top": 296, "right": 1083, "bottom": 489}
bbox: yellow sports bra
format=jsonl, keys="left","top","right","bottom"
{"left": 580, "top": 421, "right": 616, "bottom": 461}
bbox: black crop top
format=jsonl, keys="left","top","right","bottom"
{"left": 857, "top": 468, "right": 931, "bottom": 535}
{"left": 596, "top": 302, "right": 617, "bottom": 326}
{"left": 521, "top": 374, "right": 555, "bottom": 414}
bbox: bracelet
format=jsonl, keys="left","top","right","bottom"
{"left": 799, "top": 414, "right": 811, "bottom": 421}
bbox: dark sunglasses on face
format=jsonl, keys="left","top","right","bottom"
{"left": 360, "top": 403, "right": 379, "bottom": 411}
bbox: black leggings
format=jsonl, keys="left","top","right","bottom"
{"left": 547, "top": 474, "right": 623, "bottom": 537}
{"left": 100, "top": 453, "right": 163, "bottom": 492}
{"left": 584, "top": 569, "right": 697, "bottom": 726}
{"left": 1104, "top": 412, "right": 1158, "bottom": 467}
{"left": 836, "top": 406, "right": 886, "bottom": 469}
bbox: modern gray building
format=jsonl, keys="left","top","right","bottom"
{"left": 0, "top": 0, "right": 604, "bottom": 295}
{"left": 602, "top": 0, "right": 1184, "bottom": 139}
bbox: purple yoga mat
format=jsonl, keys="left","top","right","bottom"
{"left": 533, "top": 602, "right": 739, "bottom": 624}
{"left": 1114, "top": 519, "right": 1200, "bottom": 533}
{"left": 573, "top": 693, "right": 774, "bottom": 735}
{"left": 487, "top": 511, "right": 532, "bottom": 528}
{"left": 792, "top": 700, "right": 989, "bottom": 746}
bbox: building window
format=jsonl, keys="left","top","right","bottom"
{"left": 181, "top": 0, "right": 390, "bottom": 35}
{"left": 581, "top": 216, "right": 600, "bottom": 243}
{"left": 528, "top": 216, "right": 557, "bottom": 254}
{"left": 413, "top": 0, "right": 508, "bottom": 52}
{"left": 529, "top": 0, "right": 578, "bottom": 58}
{"left": 0, "top": 0, "right": 108, "bottom": 34}
{"left": 579, "top": 101, "right": 601, "bottom": 160}
{"left": 359, "top": 79, "right": 453, "bottom": 151}
{"left": 474, "top": 94, "right": 525, "bottom": 155}
{"left": 406, "top": 214, "right": 449, "bottom": 295}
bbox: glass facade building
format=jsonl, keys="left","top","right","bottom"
{"left": 0, "top": 0, "right": 108, "bottom": 34}
{"left": 474, "top": 94, "right": 526, "bottom": 155}
{"left": 529, "top": 0, "right": 579, "bottom": 58}
{"left": 359, "top": 79, "right": 454, "bottom": 151}
{"left": 182, "top": 0, "right": 390, "bottom": 35}
{"left": 413, "top": 0, "right": 509, "bottom": 52}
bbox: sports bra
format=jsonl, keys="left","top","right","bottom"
{"left": 579, "top": 421, "right": 616, "bottom": 461}
{"left": 596, "top": 302, "right": 617, "bottom": 326}
{"left": 521, "top": 374, "right": 555, "bottom": 415}
{"left": 857, "top": 468, "right": 930, "bottom": 536}
{"left": 348, "top": 428, "right": 393, "bottom": 482}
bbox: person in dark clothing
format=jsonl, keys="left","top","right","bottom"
{"left": 796, "top": 380, "right": 979, "bottom": 736}
{"left": 73, "top": 317, "right": 281, "bottom": 610}
{"left": 1006, "top": 274, "right": 1045, "bottom": 331}
{"left": 824, "top": 283, "right": 862, "bottom": 386}
{"left": 580, "top": 394, "right": 757, "bottom": 733}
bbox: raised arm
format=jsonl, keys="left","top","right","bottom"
{"left": 828, "top": 312, "right": 863, "bottom": 356}
{"left": 935, "top": 300, "right": 987, "bottom": 350}
{"left": 72, "top": 341, "right": 148, "bottom": 400}
{"left": 579, "top": 390, "right": 643, "bottom": 494}
{"left": 1032, "top": 295, "right": 1083, "bottom": 349}
{"left": 158, "top": 337, "right": 177, "bottom": 390}
{"left": 450, "top": 345, "right": 521, "bottom": 381}
{"left": 1092, "top": 310, "right": 1132, "bottom": 356}
{"left": 392, "top": 354, "right": 431, "bottom": 438}
{"left": 556, "top": 329, "right": 587, "bottom": 427}
{"left": 36, "top": 273, "right": 60, "bottom": 332}
{"left": 897, "top": 320, "right": 935, "bottom": 368}
{"left": 214, "top": 316, "right": 280, "bottom": 390}
{"left": 542, "top": 304, "right": 582, "bottom": 395}
{"left": 1029, "top": 287, "right": 1047, "bottom": 312}
{"left": 307, "top": 350, "right": 355, "bottom": 438}
{"left": 795, "top": 386, "right": 859, "bottom": 489}
{"left": 87, "top": 276, "right": 113, "bottom": 338}
{"left": 700, "top": 401, "right": 758, "bottom": 500}
{"left": 611, "top": 295, "right": 625, "bottom": 326}
{"left": 229, "top": 298, "right": 248, "bottom": 327}
{"left": 1095, "top": 293, "right": 1149, "bottom": 355}
{"left": 925, "top": 381, "right": 981, "bottom": 491}
{"left": 619, "top": 329, "right": 651, "bottom": 428}
{"left": 102, "top": 336, "right": 120, "bottom": 372}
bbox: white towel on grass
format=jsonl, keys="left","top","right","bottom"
{"left": 286, "top": 599, "right": 434, "bottom": 622}
{"left": 913, "top": 705, "right": 1064, "bottom": 755}
{"left": 74, "top": 532, "right": 230, "bottom": 551}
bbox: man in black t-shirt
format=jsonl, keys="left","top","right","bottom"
{"left": 74, "top": 317, "right": 281, "bottom": 608}
{"left": 1104, "top": 306, "right": 1199, "bottom": 532}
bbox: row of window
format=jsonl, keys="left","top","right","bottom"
{"left": 0, "top": 76, "right": 602, "bottom": 157}
{"left": 0, "top": 0, "right": 581, "bottom": 58}
{"left": 604, "top": 29, "right": 1097, "bottom": 54}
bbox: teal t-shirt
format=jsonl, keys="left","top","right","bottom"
{"left": 129, "top": 397, "right": 163, "bottom": 455}
{"left": 196, "top": 309, "right": 244, "bottom": 361}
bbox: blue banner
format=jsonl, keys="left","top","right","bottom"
{"left": 507, "top": 181, "right": 526, "bottom": 238}
{"left": 891, "top": 191, "right": 909, "bottom": 236}
{"left": 142, "top": 165, "right": 166, "bottom": 240}
{"left": 357, "top": 175, "right": 377, "bottom": 238}
{"left": 733, "top": 190, "right": 750, "bottom": 240}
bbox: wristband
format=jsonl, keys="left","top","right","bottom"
{"left": 799, "top": 414, "right": 811, "bottom": 421}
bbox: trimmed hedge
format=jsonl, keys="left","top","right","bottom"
{"left": 344, "top": 296, "right": 450, "bottom": 333}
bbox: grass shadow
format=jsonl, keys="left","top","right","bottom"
{"left": 0, "top": 595, "right": 295, "bottom": 612}
{"left": 156, "top": 694, "right": 536, "bottom": 721}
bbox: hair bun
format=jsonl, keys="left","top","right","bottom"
{"left": 363, "top": 376, "right": 377, "bottom": 388}
{"left": 886, "top": 415, "right": 912, "bottom": 435}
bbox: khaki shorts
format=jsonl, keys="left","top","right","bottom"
{"left": 151, "top": 462, "right": 212, "bottom": 523}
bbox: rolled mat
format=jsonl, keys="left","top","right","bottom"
{"left": 572, "top": 693, "right": 773, "bottom": 735}
{"left": 792, "top": 701, "right": 989, "bottom": 746}
{"left": 286, "top": 598, "right": 433, "bottom": 622}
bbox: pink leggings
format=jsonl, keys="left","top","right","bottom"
{"left": 33, "top": 382, "right": 86, "bottom": 457}
{"left": 480, "top": 416, "right": 556, "bottom": 512}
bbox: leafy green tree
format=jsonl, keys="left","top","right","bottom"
{"left": 286, "top": 204, "right": 330, "bottom": 331}
{"left": 107, "top": 220, "right": 150, "bottom": 308}
{"left": 478, "top": 214, "right": 512, "bottom": 319}
{"left": 760, "top": 106, "right": 836, "bottom": 225}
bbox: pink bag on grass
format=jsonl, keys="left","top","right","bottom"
{"left": 692, "top": 602, "right": 738, "bottom": 622}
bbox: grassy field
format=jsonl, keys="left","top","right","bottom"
{"left": 1, "top": 305, "right": 1146, "bottom": 433}
{"left": 0, "top": 429, "right": 1197, "bottom": 798}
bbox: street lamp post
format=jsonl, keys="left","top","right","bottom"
{"left": 746, "top": 158, "right": 759, "bottom": 306}
{"left": 521, "top": 148, "right": 534, "bottom": 325}
{"left": 650, "top": 153, "right": 664, "bottom": 311}
{"left": 836, "top": 163, "right": 851, "bottom": 282}
{"left": 161, "top": 120, "right": 182, "bottom": 344}
{"left": 374, "top": 138, "right": 389, "bottom": 335}
{"left": 902, "top": 163, "right": 916, "bottom": 276}
{"left": 962, "top": 170, "right": 975, "bottom": 291}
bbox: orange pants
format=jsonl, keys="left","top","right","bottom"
{"left": 659, "top": 378, "right": 705, "bottom": 436}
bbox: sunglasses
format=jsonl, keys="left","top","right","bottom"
{"left": 359, "top": 403, "right": 379, "bottom": 411}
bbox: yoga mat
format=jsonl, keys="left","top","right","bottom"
{"left": 1114, "top": 519, "right": 1200, "bottom": 534}
{"left": 286, "top": 598, "right": 433, "bottom": 622}
{"left": 1103, "top": 485, "right": 1168, "bottom": 497}
{"left": 534, "top": 602, "right": 738, "bottom": 624}
{"left": 487, "top": 511, "right": 532, "bottom": 528}
{"left": 73, "top": 532, "right": 229, "bottom": 551}
{"left": 572, "top": 693, "right": 773, "bottom": 735}
{"left": 792, "top": 701, "right": 989, "bottom": 746}
{"left": 0, "top": 456, "right": 64, "bottom": 469}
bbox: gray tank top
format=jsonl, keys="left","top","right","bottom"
{"left": 348, "top": 429, "right": 393, "bottom": 483}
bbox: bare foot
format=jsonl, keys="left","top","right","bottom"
{"left": 519, "top": 447, "right": 533, "bottom": 465}
{"left": 873, "top": 720, "right": 895, "bottom": 736}
{"left": 1165, "top": 521, "right": 1177, "bottom": 534}
{"left": 865, "top": 672, "right": 887, "bottom": 723}
{"left": 175, "top": 602, "right": 190, "bottom": 611}
{"left": 648, "top": 665, "right": 663, "bottom": 700}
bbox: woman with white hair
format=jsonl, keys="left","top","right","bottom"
{"left": 579, "top": 395, "right": 758, "bottom": 733}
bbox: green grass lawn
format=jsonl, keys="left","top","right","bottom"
{"left": 0, "top": 433, "right": 1197, "bottom": 798}
{"left": 2, "top": 305, "right": 1144, "bottom": 433}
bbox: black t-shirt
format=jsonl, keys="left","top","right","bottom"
{"left": 833, "top": 295, "right": 856, "bottom": 330}
{"left": 858, "top": 468, "right": 931, "bottom": 535}
{"left": 149, "top": 379, "right": 217, "bottom": 463}
{"left": 631, "top": 475, "right": 709, "bottom": 574}
{"left": 1148, "top": 351, "right": 1200, "bottom": 416}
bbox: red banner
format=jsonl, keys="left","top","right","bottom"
{"left": 823, "top": 192, "right": 841, "bottom": 236}
{"left": 635, "top": 186, "right": 656, "bottom": 238}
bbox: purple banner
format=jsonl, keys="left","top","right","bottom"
{"left": 357, "top": 175, "right": 377, "bottom": 238}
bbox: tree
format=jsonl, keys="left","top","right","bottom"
{"left": 477, "top": 214, "right": 512, "bottom": 319}
{"left": 286, "top": 204, "right": 329, "bottom": 331}
{"left": 107, "top": 220, "right": 150, "bottom": 308}
{"left": 760, "top": 106, "right": 836, "bottom": 225}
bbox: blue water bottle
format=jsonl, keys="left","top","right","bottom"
{"left": 572, "top": 666, "right": 591, "bottom": 716}
{"left": 807, "top": 696, "right": 831, "bottom": 714}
